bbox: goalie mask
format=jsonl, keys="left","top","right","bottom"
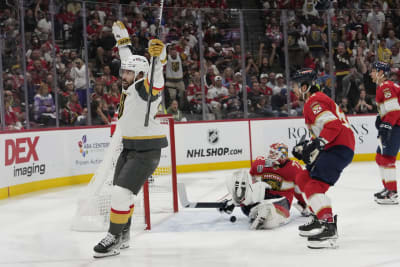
{"left": 265, "top": 143, "right": 289, "bottom": 167}
{"left": 120, "top": 55, "right": 149, "bottom": 80}
{"left": 226, "top": 169, "right": 267, "bottom": 206}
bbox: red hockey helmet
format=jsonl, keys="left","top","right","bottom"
{"left": 267, "top": 143, "right": 289, "bottom": 166}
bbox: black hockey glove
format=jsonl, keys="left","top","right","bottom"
{"left": 218, "top": 199, "right": 235, "bottom": 215}
{"left": 302, "top": 138, "right": 326, "bottom": 165}
{"left": 379, "top": 122, "right": 392, "bottom": 147}
{"left": 292, "top": 143, "right": 305, "bottom": 161}
{"left": 292, "top": 135, "right": 308, "bottom": 161}
{"left": 375, "top": 115, "right": 382, "bottom": 130}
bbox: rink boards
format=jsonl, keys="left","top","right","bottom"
{"left": 0, "top": 114, "right": 394, "bottom": 198}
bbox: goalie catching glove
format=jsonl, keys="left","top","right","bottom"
{"left": 112, "top": 21, "right": 131, "bottom": 47}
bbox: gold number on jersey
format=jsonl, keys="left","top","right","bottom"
{"left": 335, "top": 104, "right": 351, "bottom": 129}
{"left": 118, "top": 92, "right": 127, "bottom": 119}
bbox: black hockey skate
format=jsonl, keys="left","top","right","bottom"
{"left": 93, "top": 233, "right": 121, "bottom": 258}
{"left": 375, "top": 189, "right": 398, "bottom": 205}
{"left": 374, "top": 188, "right": 386, "bottom": 198}
{"left": 298, "top": 214, "right": 323, "bottom": 237}
{"left": 307, "top": 215, "right": 338, "bottom": 249}
{"left": 120, "top": 228, "right": 130, "bottom": 249}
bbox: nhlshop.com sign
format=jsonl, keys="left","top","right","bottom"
{"left": 175, "top": 121, "right": 250, "bottom": 164}
{"left": 187, "top": 147, "right": 243, "bottom": 158}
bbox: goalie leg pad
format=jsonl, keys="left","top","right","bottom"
{"left": 249, "top": 198, "right": 290, "bottom": 230}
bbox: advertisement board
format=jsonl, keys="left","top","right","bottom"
{"left": 174, "top": 121, "right": 251, "bottom": 165}
{"left": 249, "top": 115, "right": 378, "bottom": 159}
{"left": 0, "top": 115, "right": 382, "bottom": 197}
{"left": 0, "top": 128, "right": 110, "bottom": 187}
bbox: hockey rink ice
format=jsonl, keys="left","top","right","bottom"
{"left": 1, "top": 161, "right": 400, "bottom": 267}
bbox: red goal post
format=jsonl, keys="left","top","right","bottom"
{"left": 142, "top": 114, "right": 179, "bottom": 230}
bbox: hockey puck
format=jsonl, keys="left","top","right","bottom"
{"left": 230, "top": 216, "right": 237, "bottom": 223}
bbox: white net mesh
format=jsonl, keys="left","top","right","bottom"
{"left": 71, "top": 116, "right": 175, "bottom": 232}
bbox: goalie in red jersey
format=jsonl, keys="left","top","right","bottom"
{"left": 371, "top": 62, "right": 400, "bottom": 205}
{"left": 219, "top": 143, "right": 310, "bottom": 230}
{"left": 291, "top": 68, "right": 355, "bottom": 249}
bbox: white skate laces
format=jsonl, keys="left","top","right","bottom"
{"left": 100, "top": 233, "right": 117, "bottom": 247}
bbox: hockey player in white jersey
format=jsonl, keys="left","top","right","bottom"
{"left": 93, "top": 21, "right": 167, "bottom": 258}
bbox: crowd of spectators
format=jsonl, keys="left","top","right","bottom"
{"left": 1, "top": 0, "right": 398, "bottom": 130}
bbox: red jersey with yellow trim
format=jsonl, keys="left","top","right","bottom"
{"left": 376, "top": 80, "right": 400, "bottom": 126}
{"left": 303, "top": 92, "right": 355, "bottom": 151}
{"left": 249, "top": 157, "right": 306, "bottom": 207}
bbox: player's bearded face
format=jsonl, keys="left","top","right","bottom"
{"left": 293, "top": 83, "right": 308, "bottom": 101}
{"left": 370, "top": 69, "right": 384, "bottom": 84}
{"left": 121, "top": 70, "right": 135, "bottom": 89}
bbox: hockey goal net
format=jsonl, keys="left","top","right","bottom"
{"left": 71, "top": 114, "right": 178, "bottom": 231}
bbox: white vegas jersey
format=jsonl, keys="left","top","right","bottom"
{"left": 118, "top": 79, "right": 163, "bottom": 135}
{"left": 117, "top": 47, "right": 168, "bottom": 151}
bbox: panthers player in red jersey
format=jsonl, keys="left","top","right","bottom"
{"left": 291, "top": 68, "right": 355, "bottom": 249}
{"left": 371, "top": 62, "right": 400, "bottom": 204}
{"left": 220, "top": 143, "right": 309, "bottom": 230}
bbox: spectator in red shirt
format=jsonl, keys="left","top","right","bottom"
{"left": 106, "top": 81, "right": 120, "bottom": 112}
{"left": 100, "top": 65, "right": 118, "bottom": 87}
{"left": 87, "top": 17, "right": 103, "bottom": 41}
{"left": 61, "top": 92, "right": 83, "bottom": 125}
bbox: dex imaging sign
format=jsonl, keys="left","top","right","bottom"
{"left": 5, "top": 136, "right": 40, "bottom": 165}
{"left": 4, "top": 136, "right": 46, "bottom": 177}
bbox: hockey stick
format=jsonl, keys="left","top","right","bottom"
{"left": 378, "top": 136, "right": 383, "bottom": 152}
{"left": 177, "top": 183, "right": 225, "bottom": 208}
{"left": 144, "top": 0, "right": 164, "bottom": 127}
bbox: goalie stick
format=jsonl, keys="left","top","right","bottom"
{"left": 177, "top": 183, "right": 225, "bottom": 208}
{"left": 144, "top": 0, "right": 164, "bottom": 127}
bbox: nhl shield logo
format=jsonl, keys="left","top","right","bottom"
{"left": 208, "top": 129, "right": 219, "bottom": 144}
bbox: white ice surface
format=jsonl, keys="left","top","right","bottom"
{"left": 1, "top": 162, "right": 400, "bottom": 267}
